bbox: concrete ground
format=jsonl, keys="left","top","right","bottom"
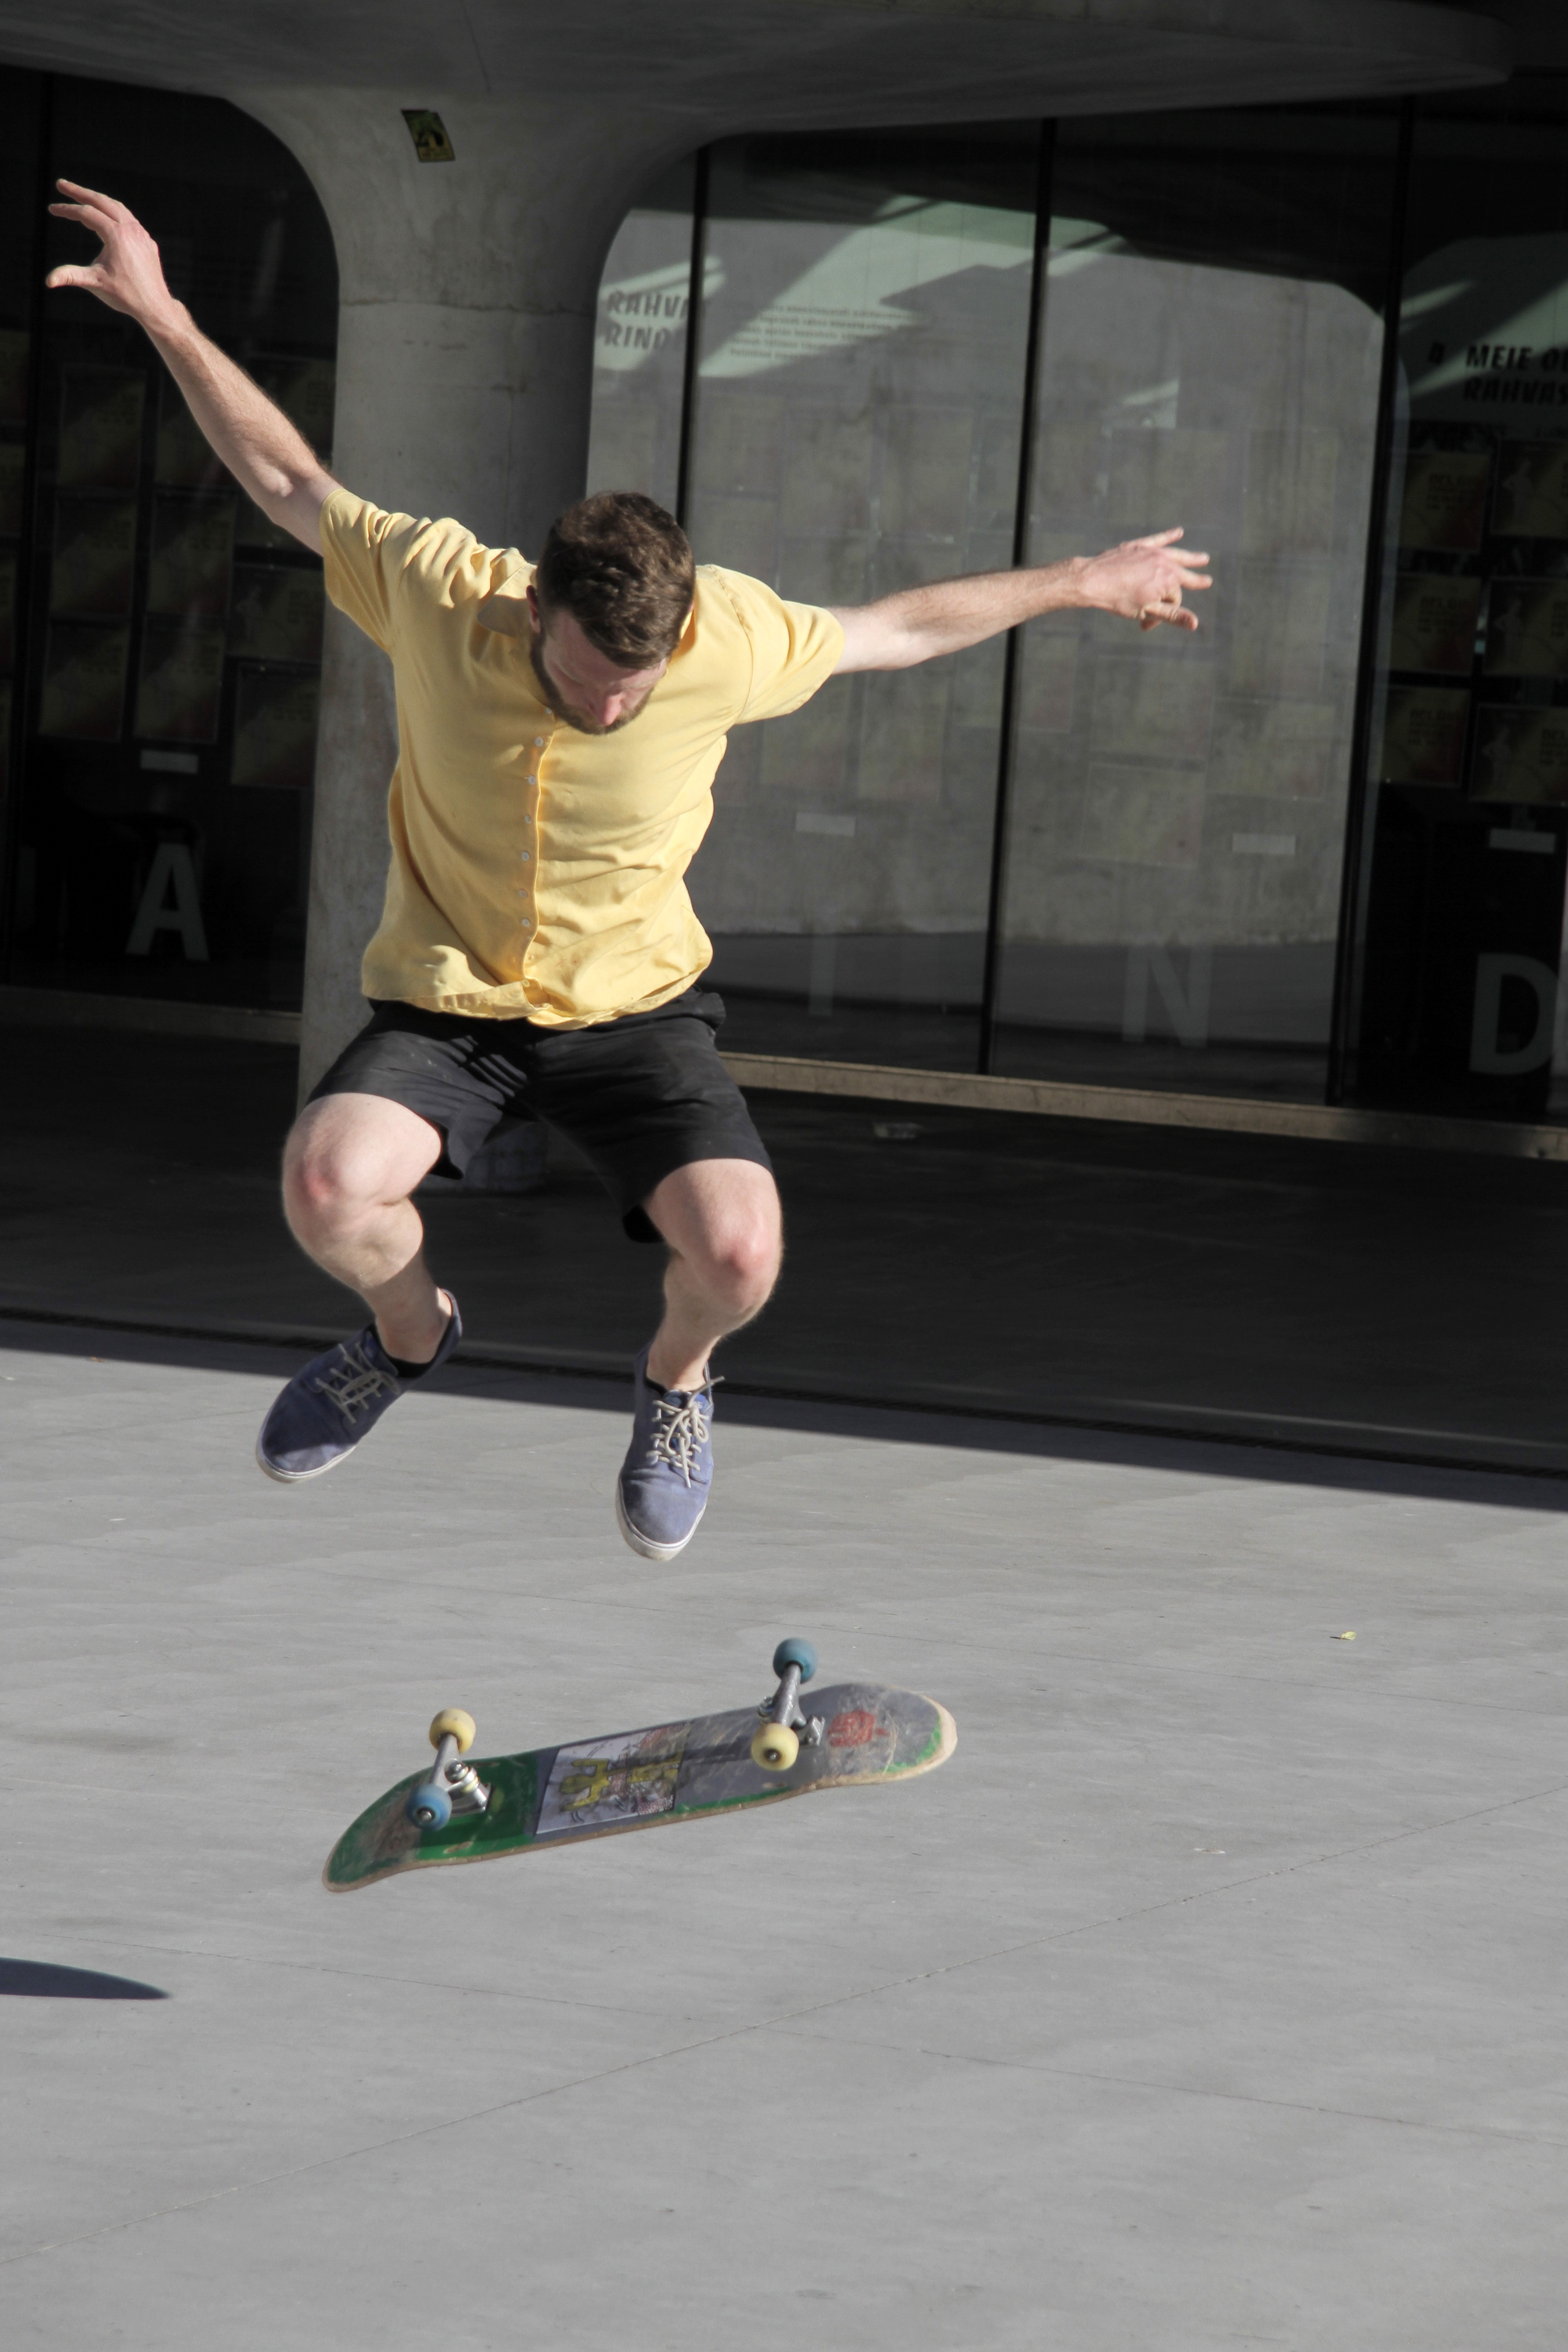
{"left": 5, "top": 1319, "right": 1567, "bottom": 2349}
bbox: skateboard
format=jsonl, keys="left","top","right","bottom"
{"left": 324, "top": 1637, "right": 956, "bottom": 1893}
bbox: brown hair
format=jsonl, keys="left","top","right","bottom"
{"left": 535, "top": 492, "right": 695, "bottom": 664}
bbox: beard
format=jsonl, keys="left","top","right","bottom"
{"left": 529, "top": 641, "right": 654, "bottom": 736}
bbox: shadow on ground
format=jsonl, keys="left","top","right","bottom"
{"left": 0, "top": 1960, "right": 167, "bottom": 1999}
{"left": 2, "top": 1019, "right": 1567, "bottom": 1479}
{"left": 4, "top": 1310, "right": 1566, "bottom": 1513}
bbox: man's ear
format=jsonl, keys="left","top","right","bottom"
{"left": 526, "top": 584, "right": 543, "bottom": 637}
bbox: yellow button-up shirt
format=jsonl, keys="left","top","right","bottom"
{"left": 319, "top": 491, "right": 844, "bottom": 1026}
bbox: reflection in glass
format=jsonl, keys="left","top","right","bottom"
{"left": 147, "top": 495, "right": 235, "bottom": 618}
{"left": 227, "top": 564, "right": 324, "bottom": 664}
{"left": 134, "top": 618, "right": 226, "bottom": 744}
{"left": 0, "top": 67, "right": 40, "bottom": 839}
{"left": 56, "top": 368, "right": 145, "bottom": 490}
{"left": 231, "top": 669, "right": 319, "bottom": 790}
{"left": 38, "top": 621, "right": 129, "bottom": 740}
{"left": 0, "top": 328, "right": 28, "bottom": 426}
{"left": 7, "top": 73, "right": 338, "bottom": 1008}
{"left": 1344, "top": 79, "right": 1568, "bottom": 1120}
{"left": 50, "top": 495, "right": 138, "bottom": 617}
{"left": 687, "top": 127, "right": 1041, "bottom": 1071}
{"left": 585, "top": 159, "right": 697, "bottom": 514}
{"left": 991, "top": 107, "right": 1399, "bottom": 1102}
{"left": 0, "top": 441, "right": 22, "bottom": 536}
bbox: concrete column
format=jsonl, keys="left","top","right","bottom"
{"left": 229, "top": 89, "right": 686, "bottom": 1090}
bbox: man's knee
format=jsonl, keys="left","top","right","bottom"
{"left": 649, "top": 1160, "right": 782, "bottom": 1304}
{"left": 701, "top": 1207, "right": 782, "bottom": 1305}
{"left": 283, "top": 1119, "right": 362, "bottom": 1227}
{"left": 282, "top": 1098, "right": 422, "bottom": 1229}
{"left": 282, "top": 1087, "right": 439, "bottom": 1223}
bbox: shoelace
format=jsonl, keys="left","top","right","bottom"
{"left": 312, "top": 1341, "right": 398, "bottom": 1424}
{"left": 643, "top": 1386, "right": 715, "bottom": 1488}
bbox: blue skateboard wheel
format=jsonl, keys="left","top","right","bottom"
{"left": 407, "top": 1780, "right": 452, "bottom": 1831}
{"left": 773, "top": 1637, "right": 818, "bottom": 1683}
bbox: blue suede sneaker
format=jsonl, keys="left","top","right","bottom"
{"left": 615, "top": 1343, "right": 717, "bottom": 1560}
{"left": 255, "top": 1294, "right": 461, "bottom": 1484}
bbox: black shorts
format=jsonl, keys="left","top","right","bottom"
{"left": 307, "top": 988, "right": 771, "bottom": 1244}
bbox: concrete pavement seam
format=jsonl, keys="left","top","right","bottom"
{"left": 676, "top": 1772, "right": 1568, "bottom": 2049}
{"left": 755, "top": 2023, "right": 1568, "bottom": 2150}
{"left": 7, "top": 1782, "right": 1563, "bottom": 2271}
{"left": 15, "top": 1774, "right": 1565, "bottom": 2111}
{"left": 0, "top": 2004, "right": 869, "bottom": 2272}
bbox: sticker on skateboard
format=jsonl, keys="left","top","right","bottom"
{"left": 536, "top": 1725, "right": 689, "bottom": 1835}
{"left": 323, "top": 1637, "right": 956, "bottom": 1893}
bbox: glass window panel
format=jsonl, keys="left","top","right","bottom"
{"left": 1340, "top": 78, "right": 1568, "bottom": 1122}
{"left": 5, "top": 75, "right": 337, "bottom": 1011}
{"left": 0, "top": 67, "right": 43, "bottom": 824}
{"left": 687, "top": 126, "right": 1041, "bottom": 1072}
{"left": 992, "top": 106, "right": 1399, "bottom": 1102}
{"left": 584, "top": 160, "right": 696, "bottom": 513}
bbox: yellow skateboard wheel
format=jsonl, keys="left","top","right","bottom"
{"left": 751, "top": 1720, "right": 799, "bottom": 1773}
{"left": 429, "top": 1708, "right": 476, "bottom": 1754}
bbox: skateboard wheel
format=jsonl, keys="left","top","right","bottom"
{"left": 751, "top": 1720, "right": 800, "bottom": 1773}
{"left": 407, "top": 1780, "right": 452, "bottom": 1831}
{"left": 772, "top": 1638, "right": 817, "bottom": 1684}
{"left": 429, "top": 1709, "right": 476, "bottom": 1754}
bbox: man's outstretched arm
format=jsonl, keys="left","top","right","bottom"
{"left": 46, "top": 180, "right": 339, "bottom": 552}
{"left": 830, "top": 529, "right": 1212, "bottom": 673}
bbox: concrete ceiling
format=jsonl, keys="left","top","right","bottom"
{"left": 0, "top": 0, "right": 1510, "bottom": 135}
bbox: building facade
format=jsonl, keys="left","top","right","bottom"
{"left": 588, "top": 78, "right": 1568, "bottom": 1122}
{"left": 0, "top": 8, "right": 1565, "bottom": 1137}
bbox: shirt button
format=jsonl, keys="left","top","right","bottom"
{"left": 534, "top": 736, "right": 544, "bottom": 747}
{"left": 520, "top": 852, "right": 531, "bottom": 862}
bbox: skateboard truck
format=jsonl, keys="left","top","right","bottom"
{"left": 752, "top": 1638, "right": 824, "bottom": 1773}
{"left": 407, "top": 1709, "right": 491, "bottom": 1831}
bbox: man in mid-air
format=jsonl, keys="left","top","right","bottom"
{"left": 48, "top": 178, "right": 1210, "bottom": 1561}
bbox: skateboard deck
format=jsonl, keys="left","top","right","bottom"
{"left": 325, "top": 1673, "right": 956, "bottom": 1893}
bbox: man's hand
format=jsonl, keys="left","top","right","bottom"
{"left": 46, "top": 180, "right": 182, "bottom": 331}
{"left": 44, "top": 179, "right": 338, "bottom": 553}
{"left": 1074, "top": 527, "right": 1212, "bottom": 633}
{"left": 832, "top": 526, "right": 1213, "bottom": 672}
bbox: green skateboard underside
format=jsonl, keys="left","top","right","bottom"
{"left": 324, "top": 1681, "right": 956, "bottom": 1892}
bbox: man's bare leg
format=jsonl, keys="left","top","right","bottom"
{"left": 643, "top": 1158, "right": 783, "bottom": 1391}
{"left": 257, "top": 1093, "right": 459, "bottom": 1483}
{"left": 615, "top": 1158, "right": 782, "bottom": 1558}
{"left": 282, "top": 1093, "right": 452, "bottom": 1363}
